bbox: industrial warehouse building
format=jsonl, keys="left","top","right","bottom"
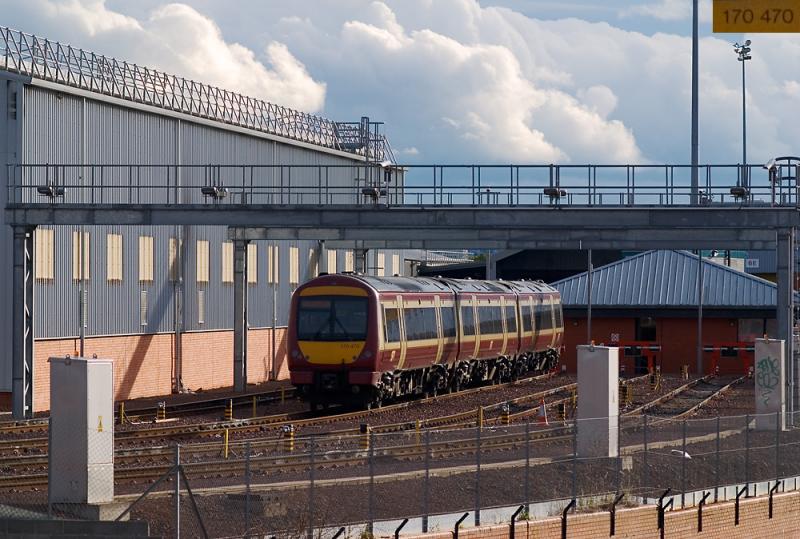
{"left": 0, "top": 28, "right": 405, "bottom": 412}
{"left": 552, "top": 250, "right": 785, "bottom": 374}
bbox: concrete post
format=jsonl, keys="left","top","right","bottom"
{"left": 755, "top": 339, "right": 786, "bottom": 430}
{"left": 577, "top": 345, "right": 619, "bottom": 457}
{"left": 233, "top": 237, "right": 248, "bottom": 392}
{"left": 355, "top": 248, "right": 368, "bottom": 274}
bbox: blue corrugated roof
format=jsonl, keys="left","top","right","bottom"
{"left": 552, "top": 250, "right": 781, "bottom": 308}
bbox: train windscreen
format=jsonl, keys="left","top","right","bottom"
{"left": 296, "top": 296, "right": 368, "bottom": 341}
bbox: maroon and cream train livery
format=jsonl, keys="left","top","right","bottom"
{"left": 288, "top": 273, "right": 564, "bottom": 408}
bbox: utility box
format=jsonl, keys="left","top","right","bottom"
{"left": 49, "top": 357, "right": 114, "bottom": 504}
{"left": 754, "top": 339, "right": 786, "bottom": 431}
{"left": 577, "top": 345, "right": 619, "bottom": 458}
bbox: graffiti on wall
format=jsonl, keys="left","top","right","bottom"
{"left": 756, "top": 355, "right": 781, "bottom": 407}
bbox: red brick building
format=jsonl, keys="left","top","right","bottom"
{"left": 552, "top": 250, "right": 783, "bottom": 375}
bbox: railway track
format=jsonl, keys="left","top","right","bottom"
{"left": 636, "top": 376, "right": 745, "bottom": 421}
{"left": 0, "top": 372, "right": 566, "bottom": 455}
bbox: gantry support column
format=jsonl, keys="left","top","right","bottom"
{"left": 355, "top": 248, "right": 368, "bottom": 274}
{"left": 12, "top": 226, "right": 35, "bottom": 419}
{"left": 233, "top": 236, "right": 249, "bottom": 392}
{"left": 777, "top": 228, "right": 795, "bottom": 418}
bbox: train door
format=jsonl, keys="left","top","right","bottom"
{"left": 434, "top": 296, "right": 444, "bottom": 364}
{"left": 397, "top": 295, "right": 407, "bottom": 369}
{"left": 532, "top": 296, "right": 541, "bottom": 347}
{"left": 471, "top": 295, "right": 480, "bottom": 358}
{"left": 500, "top": 297, "right": 508, "bottom": 356}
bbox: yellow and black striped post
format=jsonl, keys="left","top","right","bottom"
{"left": 557, "top": 402, "right": 566, "bottom": 422}
{"left": 623, "top": 384, "right": 633, "bottom": 406}
{"left": 117, "top": 402, "right": 126, "bottom": 425}
{"left": 223, "top": 428, "right": 230, "bottom": 459}
{"left": 571, "top": 389, "right": 577, "bottom": 407}
{"left": 360, "top": 423, "right": 371, "bottom": 450}
{"left": 156, "top": 401, "right": 166, "bottom": 421}
{"left": 681, "top": 365, "right": 689, "bottom": 380}
{"left": 252, "top": 395, "right": 258, "bottom": 418}
{"left": 224, "top": 399, "right": 233, "bottom": 421}
{"left": 283, "top": 424, "right": 295, "bottom": 452}
{"left": 415, "top": 419, "right": 422, "bottom": 446}
{"left": 477, "top": 406, "right": 484, "bottom": 429}
{"left": 500, "top": 403, "right": 511, "bottom": 425}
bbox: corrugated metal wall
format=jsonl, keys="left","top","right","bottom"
{"left": 19, "top": 84, "right": 404, "bottom": 340}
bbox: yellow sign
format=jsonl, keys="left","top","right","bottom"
{"left": 97, "top": 415, "right": 104, "bottom": 432}
{"left": 714, "top": 0, "right": 800, "bottom": 33}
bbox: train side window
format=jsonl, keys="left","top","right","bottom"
{"left": 478, "top": 306, "right": 503, "bottom": 334}
{"left": 384, "top": 307, "right": 401, "bottom": 342}
{"left": 521, "top": 301, "right": 532, "bottom": 332}
{"left": 405, "top": 307, "right": 438, "bottom": 340}
{"left": 534, "top": 302, "right": 546, "bottom": 331}
{"left": 505, "top": 305, "right": 517, "bottom": 333}
{"left": 539, "top": 303, "right": 553, "bottom": 330}
{"left": 554, "top": 304, "right": 563, "bottom": 329}
{"left": 441, "top": 306, "right": 457, "bottom": 338}
{"left": 461, "top": 305, "right": 475, "bottom": 335}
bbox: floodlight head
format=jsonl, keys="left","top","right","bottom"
{"left": 745, "top": 39, "right": 751, "bottom": 46}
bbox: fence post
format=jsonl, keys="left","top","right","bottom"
{"left": 368, "top": 431, "right": 375, "bottom": 536}
{"left": 735, "top": 485, "right": 747, "bottom": 525}
{"left": 769, "top": 480, "right": 782, "bottom": 519}
{"left": 475, "top": 425, "right": 482, "bottom": 526}
{"left": 715, "top": 416, "right": 720, "bottom": 503}
{"left": 572, "top": 417, "right": 577, "bottom": 504}
{"left": 681, "top": 420, "right": 687, "bottom": 508}
{"left": 174, "top": 444, "right": 181, "bottom": 539}
{"left": 616, "top": 413, "right": 622, "bottom": 494}
{"left": 776, "top": 410, "right": 781, "bottom": 482}
{"left": 245, "top": 441, "right": 251, "bottom": 538}
{"left": 561, "top": 499, "right": 576, "bottom": 539}
{"left": 643, "top": 414, "right": 648, "bottom": 500}
{"left": 510, "top": 505, "right": 524, "bottom": 539}
{"left": 609, "top": 493, "right": 624, "bottom": 536}
{"left": 308, "top": 436, "right": 315, "bottom": 539}
{"left": 745, "top": 413, "right": 750, "bottom": 496}
{"left": 423, "top": 430, "right": 430, "bottom": 533}
{"left": 524, "top": 420, "right": 531, "bottom": 514}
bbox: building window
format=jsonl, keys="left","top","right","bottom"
{"left": 222, "top": 242, "right": 234, "bottom": 283}
{"left": 138, "top": 236, "right": 154, "bottom": 283}
{"left": 196, "top": 240, "right": 209, "bottom": 283}
{"left": 345, "top": 250, "right": 354, "bottom": 272}
{"left": 377, "top": 252, "right": 385, "bottom": 277}
{"left": 198, "top": 290, "right": 205, "bottom": 324}
{"left": 106, "top": 233, "right": 123, "bottom": 282}
{"left": 392, "top": 254, "right": 400, "bottom": 276}
{"left": 290, "top": 246, "right": 299, "bottom": 285}
{"left": 72, "top": 230, "right": 90, "bottom": 281}
{"left": 140, "top": 290, "right": 148, "bottom": 327}
{"left": 308, "top": 248, "right": 319, "bottom": 278}
{"left": 247, "top": 243, "right": 258, "bottom": 284}
{"left": 268, "top": 244, "right": 279, "bottom": 284}
{"left": 327, "top": 250, "right": 337, "bottom": 273}
{"left": 34, "top": 228, "right": 55, "bottom": 281}
{"left": 169, "top": 238, "right": 180, "bottom": 282}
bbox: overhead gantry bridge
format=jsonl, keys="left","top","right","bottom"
{"left": 5, "top": 161, "right": 800, "bottom": 418}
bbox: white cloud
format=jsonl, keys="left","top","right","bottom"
{"left": 4, "top": 0, "right": 326, "bottom": 113}
{"left": 620, "top": 0, "right": 712, "bottom": 23}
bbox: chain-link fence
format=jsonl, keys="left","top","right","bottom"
{"left": 3, "top": 411, "right": 800, "bottom": 537}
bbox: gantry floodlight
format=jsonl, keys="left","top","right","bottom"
{"left": 36, "top": 185, "right": 65, "bottom": 198}
{"left": 733, "top": 40, "right": 752, "bottom": 187}
{"left": 200, "top": 186, "right": 228, "bottom": 199}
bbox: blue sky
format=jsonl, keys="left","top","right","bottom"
{"left": 3, "top": 0, "right": 795, "bottom": 166}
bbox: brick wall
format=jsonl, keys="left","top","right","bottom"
{"left": 408, "top": 490, "right": 800, "bottom": 538}
{"left": 28, "top": 328, "right": 288, "bottom": 412}
{"left": 561, "top": 318, "right": 635, "bottom": 372}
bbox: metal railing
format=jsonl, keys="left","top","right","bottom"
{"left": 0, "top": 26, "right": 393, "bottom": 160}
{"left": 8, "top": 162, "right": 800, "bottom": 207}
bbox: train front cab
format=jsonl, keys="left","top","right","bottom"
{"left": 288, "top": 276, "right": 381, "bottom": 407}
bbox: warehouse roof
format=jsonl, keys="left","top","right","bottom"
{"left": 552, "top": 250, "right": 783, "bottom": 308}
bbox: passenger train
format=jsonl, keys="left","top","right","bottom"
{"left": 287, "top": 273, "right": 564, "bottom": 409}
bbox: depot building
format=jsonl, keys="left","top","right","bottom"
{"left": 551, "top": 250, "right": 787, "bottom": 375}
